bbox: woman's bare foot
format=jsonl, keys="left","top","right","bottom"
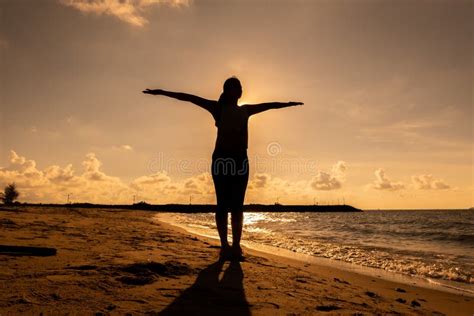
{"left": 231, "top": 245, "right": 245, "bottom": 262}
{"left": 219, "top": 244, "right": 232, "bottom": 261}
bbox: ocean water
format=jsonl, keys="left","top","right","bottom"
{"left": 158, "top": 210, "right": 474, "bottom": 294}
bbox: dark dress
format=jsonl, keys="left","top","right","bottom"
{"left": 210, "top": 104, "right": 250, "bottom": 212}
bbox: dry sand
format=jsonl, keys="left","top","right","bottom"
{"left": 0, "top": 206, "right": 472, "bottom": 315}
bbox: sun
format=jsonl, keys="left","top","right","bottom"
{"left": 238, "top": 99, "right": 248, "bottom": 106}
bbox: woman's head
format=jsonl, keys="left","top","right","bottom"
{"left": 219, "top": 77, "right": 242, "bottom": 105}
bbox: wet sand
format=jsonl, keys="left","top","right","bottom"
{"left": 0, "top": 206, "right": 472, "bottom": 315}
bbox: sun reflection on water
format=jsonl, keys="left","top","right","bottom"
{"left": 243, "top": 212, "right": 269, "bottom": 226}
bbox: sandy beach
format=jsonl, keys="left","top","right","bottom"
{"left": 0, "top": 206, "right": 472, "bottom": 315}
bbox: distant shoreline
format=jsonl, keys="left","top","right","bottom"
{"left": 5, "top": 203, "right": 362, "bottom": 213}
{"left": 2, "top": 203, "right": 471, "bottom": 212}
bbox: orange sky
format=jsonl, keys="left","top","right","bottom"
{"left": 0, "top": 0, "right": 472, "bottom": 209}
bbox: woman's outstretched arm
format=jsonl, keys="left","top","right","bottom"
{"left": 245, "top": 101, "right": 303, "bottom": 116}
{"left": 143, "top": 88, "right": 216, "bottom": 113}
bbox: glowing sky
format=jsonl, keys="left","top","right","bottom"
{"left": 0, "top": 0, "right": 472, "bottom": 209}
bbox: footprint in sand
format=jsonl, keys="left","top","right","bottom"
{"left": 316, "top": 305, "right": 341, "bottom": 312}
{"left": 114, "top": 261, "right": 194, "bottom": 286}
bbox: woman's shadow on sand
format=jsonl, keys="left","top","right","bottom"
{"left": 159, "top": 260, "right": 251, "bottom": 315}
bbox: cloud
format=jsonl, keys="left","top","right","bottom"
{"left": 0, "top": 151, "right": 49, "bottom": 188}
{"left": 247, "top": 172, "right": 307, "bottom": 204}
{"left": 181, "top": 173, "right": 214, "bottom": 195}
{"left": 246, "top": 171, "right": 339, "bottom": 205}
{"left": 0, "top": 151, "right": 126, "bottom": 202}
{"left": 0, "top": 150, "right": 216, "bottom": 204}
{"left": 82, "top": 153, "right": 124, "bottom": 184}
{"left": 59, "top": 0, "right": 191, "bottom": 27}
{"left": 252, "top": 173, "right": 270, "bottom": 189}
{"left": 310, "top": 161, "right": 347, "bottom": 191}
{"left": 371, "top": 168, "right": 405, "bottom": 191}
{"left": 121, "top": 144, "right": 133, "bottom": 151}
{"left": 411, "top": 174, "right": 450, "bottom": 190}
{"left": 131, "top": 172, "right": 171, "bottom": 189}
{"left": 44, "top": 164, "right": 81, "bottom": 185}
{"left": 112, "top": 144, "right": 133, "bottom": 151}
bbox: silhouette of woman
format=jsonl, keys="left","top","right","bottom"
{"left": 143, "top": 77, "right": 302, "bottom": 261}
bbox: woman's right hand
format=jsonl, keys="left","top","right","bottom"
{"left": 288, "top": 101, "right": 304, "bottom": 106}
{"left": 142, "top": 88, "right": 163, "bottom": 95}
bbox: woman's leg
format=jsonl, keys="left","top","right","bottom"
{"left": 215, "top": 210, "right": 229, "bottom": 248}
{"left": 231, "top": 210, "right": 243, "bottom": 248}
{"left": 230, "top": 157, "right": 249, "bottom": 257}
{"left": 212, "top": 157, "right": 231, "bottom": 250}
